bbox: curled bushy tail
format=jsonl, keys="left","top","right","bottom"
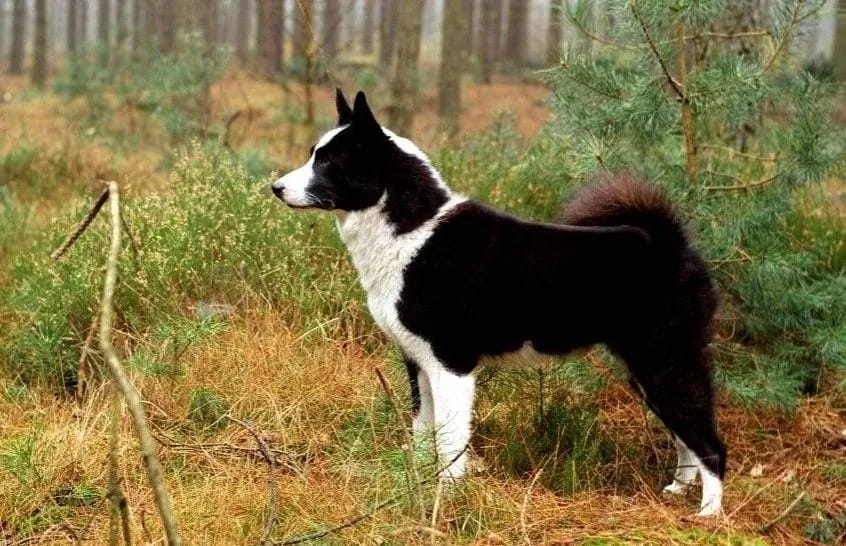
{"left": 558, "top": 173, "right": 689, "bottom": 260}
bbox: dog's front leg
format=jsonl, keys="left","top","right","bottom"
{"left": 428, "top": 368, "right": 475, "bottom": 479}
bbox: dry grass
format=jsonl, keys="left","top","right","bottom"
{"left": 2, "top": 72, "right": 844, "bottom": 545}
{"left": 1, "top": 306, "right": 843, "bottom": 544}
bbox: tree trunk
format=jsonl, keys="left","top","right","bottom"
{"left": 835, "top": 0, "right": 846, "bottom": 80}
{"left": 478, "top": 0, "right": 502, "bottom": 83}
{"left": 322, "top": 0, "right": 341, "bottom": 60}
{"left": 143, "top": 0, "right": 157, "bottom": 49}
{"left": 362, "top": 0, "right": 375, "bottom": 54}
{"left": 8, "top": 0, "right": 25, "bottom": 74}
{"left": 257, "top": 0, "right": 283, "bottom": 79}
{"left": 158, "top": 0, "right": 175, "bottom": 53}
{"left": 32, "top": 0, "right": 47, "bottom": 87}
{"left": 68, "top": 0, "right": 79, "bottom": 54}
{"left": 81, "top": 0, "right": 89, "bottom": 44}
{"left": 202, "top": 0, "right": 218, "bottom": 49}
{"left": 236, "top": 0, "right": 251, "bottom": 62}
{"left": 116, "top": 0, "right": 128, "bottom": 60}
{"left": 547, "top": 0, "right": 563, "bottom": 64}
{"left": 439, "top": 0, "right": 465, "bottom": 138}
{"left": 388, "top": 0, "right": 424, "bottom": 134}
{"left": 504, "top": 0, "right": 528, "bottom": 64}
{"left": 98, "top": 0, "right": 111, "bottom": 44}
{"left": 131, "top": 0, "right": 141, "bottom": 53}
{"left": 379, "top": 0, "right": 398, "bottom": 69}
{"left": 293, "top": 0, "right": 311, "bottom": 67}
{"left": 464, "top": 0, "right": 476, "bottom": 58}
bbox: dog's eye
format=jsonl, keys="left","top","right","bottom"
{"left": 309, "top": 145, "right": 315, "bottom": 156}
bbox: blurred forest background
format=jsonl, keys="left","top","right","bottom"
{"left": 1, "top": 1, "right": 845, "bottom": 545}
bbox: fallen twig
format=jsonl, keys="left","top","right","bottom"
{"left": 98, "top": 181, "right": 181, "bottom": 546}
{"left": 107, "top": 392, "right": 132, "bottom": 546}
{"left": 520, "top": 468, "right": 544, "bottom": 546}
{"left": 758, "top": 490, "right": 807, "bottom": 533}
{"left": 50, "top": 188, "right": 110, "bottom": 260}
{"left": 277, "top": 496, "right": 397, "bottom": 546}
{"left": 75, "top": 311, "right": 100, "bottom": 400}
{"left": 375, "top": 367, "right": 425, "bottom": 522}
{"left": 229, "top": 416, "right": 279, "bottom": 546}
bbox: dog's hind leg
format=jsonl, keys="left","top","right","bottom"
{"left": 625, "top": 347, "right": 726, "bottom": 517}
{"left": 428, "top": 368, "right": 475, "bottom": 479}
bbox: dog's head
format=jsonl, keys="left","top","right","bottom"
{"left": 272, "top": 90, "right": 397, "bottom": 211}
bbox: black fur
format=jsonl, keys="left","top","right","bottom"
{"left": 300, "top": 91, "right": 448, "bottom": 232}
{"left": 395, "top": 176, "right": 725, "bottom": 477}
{"left": 278, "top": 91, "right": 726, "bottom": 480}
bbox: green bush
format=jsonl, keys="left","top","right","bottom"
{"left": 2, "top": 145, "right": 365, "bottom": 388}
{"left": 532, "top": 0, "right": 846, "bottom": 410}
{"left": 55, "top": 35, "right": 227, "bottom": 143}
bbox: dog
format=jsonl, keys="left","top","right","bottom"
{"left": 272, "top": 89, "right": 726, "bottom": 516}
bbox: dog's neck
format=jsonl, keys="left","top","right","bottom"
{"left": 337, "top": 189, "right": 465, "bottom": 298}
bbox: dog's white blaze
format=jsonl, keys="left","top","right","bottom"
{"left": 272, "top": 126, "right": 348, "bottom": 207}
{"left": 338, "top": 187, "right": 471, "bottom": 476}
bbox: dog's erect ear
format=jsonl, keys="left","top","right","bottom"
{"left": 352, "top": 91, "right": 381, "bottom": 133}
{"left": 336, "top": 88, "right": 353, "bottom": 126}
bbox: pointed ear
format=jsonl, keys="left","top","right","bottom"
{"left": 335, "top": 88, "right": 353, "bottom": 126}
{"left": 352, "top": 91, "right": 381, "bottom": 132}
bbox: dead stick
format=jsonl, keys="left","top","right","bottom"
{"left": 98, "top": 182, "right": 181, "bottom": 546}
{"left": 375, "top": 367, "right": 425, "bottom": 522}
{"left": 520, "top": 468, "right": 544, "bottom": 546}
{"left": 229, "top": 416, "right": 279, "bottom": 546}
{"left": 51, "top": 188, "right": 110, "bottom": 260}
{"left": 76, "top": 311, "right": 100, "bottom": 400}
{"left": 108, "top": 391, "right": 132, "bottom": 546}
{"left": 275, "top": 444, "right": 469, "bottom": 545}
{"left": 277, "top": 496, "right": 396, "bottom": 546}
{"left": 758, "top": 490, "right": 807, "bottom": 533}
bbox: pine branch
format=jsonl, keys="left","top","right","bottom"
{"left": 703, "top": 171, "right": 779, "bottom": 192}
{"left": 630, "top": 0, "right": 684, "bottom": 100}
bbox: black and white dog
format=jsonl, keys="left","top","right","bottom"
{"left": 272, "top": 90, "right": 726, "bottom": 516}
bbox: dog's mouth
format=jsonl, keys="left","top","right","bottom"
{"left": 284, "top": 199, "right": 335, "bottom": 211}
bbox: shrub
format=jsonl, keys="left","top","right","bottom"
{"left": 55, "top": 35, "right": 227, "bottom": 143}
{"left": 532, "top": 0, "right": 846, "bottom": 410}
{"left": 2, "top": 145, "right": 366, "bottom": 388}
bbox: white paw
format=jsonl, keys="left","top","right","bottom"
{"left": 663, "top": 480, "right": 692, "bottom": 495}
{"left": 438, "top": 453, "right": 467, "bottom": 480}
{"left": 696, "top": 498, "right": 722, "bottom": 517}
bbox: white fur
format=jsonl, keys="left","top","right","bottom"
{"left": 334, "top": 146, "right": 470, "bottom": 475}
{"left": 663, "top": 436, "right": 698, "bottom": 495}
{"left": 272, "top": 126, "right": 347, "bottom": 207}
{"left": 696, "top": 460, "right": 724, "bottom": 516}
{"left": 283, "top": 124, "right": 724, "bottom": 512}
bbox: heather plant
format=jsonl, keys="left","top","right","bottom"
{"left": 2, "top": 145, "right": 363, "bottom": 388}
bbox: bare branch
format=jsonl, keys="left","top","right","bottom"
{"left": 228, "top": 416, "right": 279, "bottom": 546}
{"left": 50, "top": 188, "right": 110, "bottom": 260}
{"left": 703, "top": 172, "right": 779, "bottom": 192}
{"left": 98, "top": 181, "right": 181, "bottom": 546}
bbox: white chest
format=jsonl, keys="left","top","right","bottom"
{"left": 337, "top": 195, "right": 465, "bottom": 339}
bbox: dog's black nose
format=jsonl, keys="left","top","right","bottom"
{"left": 272, "top": 184, "right": 284, "bottom": 197}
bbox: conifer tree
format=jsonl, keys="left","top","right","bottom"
{"left": 542, "top": 0, "right": 846, "bottom": 409}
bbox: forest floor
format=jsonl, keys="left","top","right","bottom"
{"left": 1, "top": 71, "right": 844, "bottom": 545}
